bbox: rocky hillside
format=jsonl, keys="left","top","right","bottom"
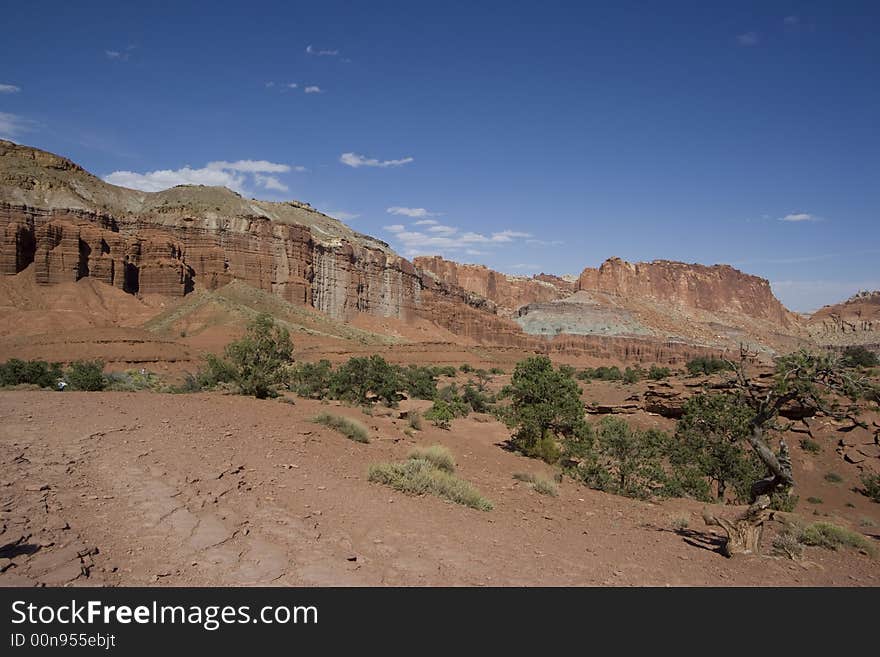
{"left": 0, "top": 140, "right": 536, "bottom": 346}
{"left": 808, "top": 291, "right": 880, "bottom": 349}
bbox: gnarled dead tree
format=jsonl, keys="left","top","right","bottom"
{"left": 702, "top": 346, "right": 870, "bottom": 557}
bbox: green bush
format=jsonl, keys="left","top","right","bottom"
{"left": 577, "top": 366, "right": 623, "bottom": 382}
{"left": 667, "top": 392, "right": 763, "bottom": 503}
{"left": 433, "top": 365, "right": 457, "bottom": 378}
{"left": 461, "top": 383, "right": 492, "bottom": 413}
{"left": 200, "top": 313, "right": 293, "bottom": 398}
{"left": 65, "top": 360, "right": 106, "bottom": 391}
{"left": 499, "top": 356, "right": 587, "bottom": 463}
{"left": 459, "top": 363, "right": 474, "bottom": 373}
{"left": 824, "top": 472, "right": 844, "bottom": 484}
{"left": 648, "top": 365, "right": 671, "bottom": 380}
{"left": 489, "top": 367, "right": 505, "bottom": 375}
{"left": 572, "top": 417, "right": 669, "bottom": 500}
{"left": 407, "top": 411, "right": 423, "bottom": 431}
{"left": 330, "top": 355, "right": 403, "bottom": 406}
{"left": 0, "top": 359, "right": 63, "bottom": 389}
{"left": 409, "top": 445, "right": 455, "bottom": 473}
{"left": 861, "top": 473, "right": 880, "bottom": 502}
{"left": 841, "top": 345, "right": 879, "bottom": 368}
{"left": 289, "top": 359, "right": 333, "bottom": 399}
{"left": 398, "top": 365, "right": 438, "bottom": 400}
{"left": 623, "top": 367, "right": 641, "bottom": 384}
{"left": 685, "top": 356, "right": 733, "bottom": 376}
{"left": 424, "top": 399, "right": 457, "bottom": 429}
{"left": 368, "top": 457, "right": 493, "bottom": 511}
{"left": 312, "top": 413, "right": 369, "bottom": 443}
{"left": 807, "top": 496, "right": 823, "bottom": 504}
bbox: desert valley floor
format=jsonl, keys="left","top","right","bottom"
{"left": 2, "top": 388, "right": 878, "bottom": 587}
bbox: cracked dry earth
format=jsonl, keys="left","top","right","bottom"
{"left": 1, "top": 390, "right": 878, "bottom": 587}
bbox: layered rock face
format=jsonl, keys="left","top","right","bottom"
{"left": 576, "top": 257, "right": 796, "bottom": 328}
{"left": 414, "top": 255, "right": 575, "bottom": 315}
{"left": 808, "top": 291, "right": 880, "bottom": 349}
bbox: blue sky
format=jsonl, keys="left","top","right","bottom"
{"left": 1, "top": 1, "right": 878, "bottom": 312}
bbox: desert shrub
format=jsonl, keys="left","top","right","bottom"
{"left": 433, "top": 365, "right": 457, "bottom": 378}
{"left": 289, "top": 360, "right": 333, "bottom": 399}
{"left": 104, "top": 369, "right": 160, "bottom": 392}
{"left": 578, "top": 366, "right": 623, "bottom": 382}
{"left": 648, "top": 365, "right": 671, "bottom": 380}
{"left": 772, "top": 524, "right": 805, "bottom": 559}
{"left": 499, "top": 356, "right": 587, "bottom": 463}
{"left": 861, "top": 472, "right": 880, "bottom": 502}
{"left": 461, "top": 383, "right": 492, "bottom": 413}
{"left": 667, "top": 392, "right": 764, "bottom": 503}
{"left": 424, "top": 399, "right": 456, "bottom": 429}
{"left": 798, "top": 522, "right": 875, "bottom": 556}
{"left": 572, "top": 417, "right": 669, "bottom": 500}
{"left": 368, "top": 457, "right": 493, "bottom": 511}
{"left": 671, "top": 516, "right": 690, "bottom": 532}
{"left": 623, "top": 367, "right": 641, "bottom": 384}
{"left": 312, "top": 413, "right": 369, "bottom": 443}
{"left": 407, "top": 411, "right": 423, "bottom": 431}
{"left": 473, "top": 369, "right": 493, "bottom": 391}
{"left": 201, "top": 313, "right": 293, "bottom": 398}
{"left": 799, "top": 438, "right": 821, "bottom": 454}
{"left": 0, "top": 359, "right": 63, "bottom": 389}
{"left": 459, "top": 363, "right": 474, "bottom": 373}
{"left": 65, "top": 360, "right": 106, "bottom": 391}
{"left": 409, "top": 445, "right": 455, "bottom": 473}
{"left": 807, "top": 496, "right": 823, "bottom": 504}
{"left": 842, "top": 345, "right": 879, "bottom": 368}
{"left": 170, "top": 372, "right": 203, "bottom": 393}
{"left": 512, "top": 472, "right": 559, "bottom": 497}
{"left": 330, "top": 354, "right": 403, "bottom": 407}
{"left": 398, "top": 365, "right": 438, "bottom": 400}
{"left": 685, "top": 356, "right": 732, "bottom": 376}
{"left": 489, "top": 367, "right": 505, "bottom": 375}
{"left": 824, "top": 472, "right": 844, "bottom": 484}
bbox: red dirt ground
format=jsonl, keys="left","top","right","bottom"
{"left": 1, "top": 390, "right": 877, "bottom": 587}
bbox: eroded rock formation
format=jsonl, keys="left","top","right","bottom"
{"left": 807, "top": 291, "right": 880, "bottom": 349}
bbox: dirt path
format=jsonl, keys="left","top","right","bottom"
{"left": 1, "top": 391, "right": 877, "bottom": 586}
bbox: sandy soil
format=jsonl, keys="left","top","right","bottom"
{"left": 1, "top": 390, "right": 877, "bottom": 587}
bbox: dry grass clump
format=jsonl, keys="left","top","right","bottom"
{"left": 312, "top": 413, "right": 369, "bottom": 443}
{"left": 368, "top": 447, "right": 492, "bottom": 511}
{"left": 409, "top": 445, "right": 455, "bottom": 473}
{"left": 512, "top": 472, "right": 559, "bottom": 497}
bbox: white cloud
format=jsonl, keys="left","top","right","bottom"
{"left": 255, "top": 174, "right": 288, "bottom": 192}
{"left": 340, "top": 152, "right": 414, "bottom": 168}
{"left": 104, "top": 158, "right": 300, "bottom": 195}
{"left": 286, "top": 82, "right": 298, "bottom": 89}
{"left": 382, "top": 221, "right": 532, "bottom": 257}
{"left": 387, "top": 207, "right": 439, "bottom": 218}
{"left": 413, "top": 219, "right": 438, "bottom": 225}
{"left": 206, "top": 160, "right": 291, "bottom": 173}
{"left": 0, "top": 84, "right": 20, "bottom": 94}
{"left": 306, "top": 45, "right": 339, "bottom": 56}
{"left": 427, "top": 225, "right": 457, "bottom": 235}
{"left": 737, "top": 32, "right": 759, "bottom": 46}
{"left": 778, "top": 212, "right": 821, "bottom": 223}
{"left": 304, "top": 86, "right": 322, "bottom": 94}
{"left": 265, "top": 81, "right": 275, "bottom": 88}
{"left": 526, "top": 238, "right": 564, "bottom": 246}
{"left": 0, "top": 112, "right": 36, "bottom": 139}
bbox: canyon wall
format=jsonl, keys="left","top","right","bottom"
{"left": 808, "top": 291, "right": 880, "bottom": 349}
{"left": 414, "top": 255, "right": 575, "bottom": 315}
{"left": 576, "top": 257, "right": 797, "bottom": 328}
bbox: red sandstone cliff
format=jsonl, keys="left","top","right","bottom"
{"left": 575, "top": 257, "right": 797, "bottom": 328}
{"left": 414, "top": 256, "right": 575, "bottom": 315}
